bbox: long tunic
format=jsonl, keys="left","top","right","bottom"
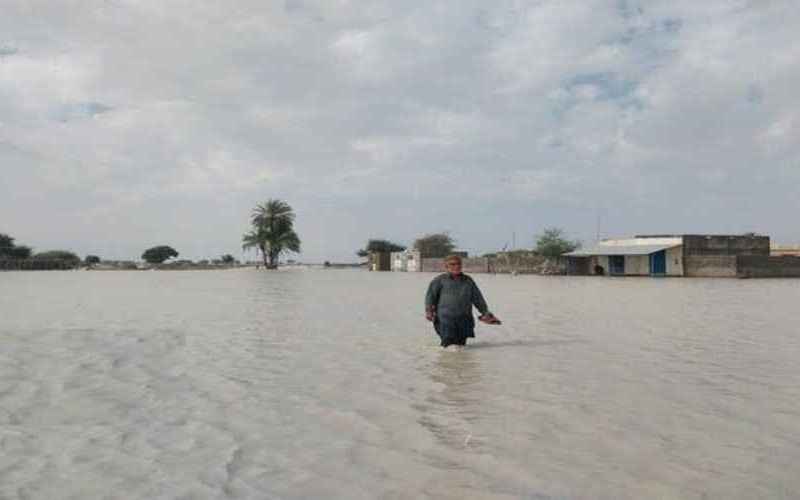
{"left": 425, "top": 273, "right": 490, "bottom": 346}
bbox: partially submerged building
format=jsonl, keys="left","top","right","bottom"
{"left": 565, "top": 236, "right": 684, "bottom": 276}
{"left": 391, "top": 250, "right": 421, "bottom": 272}
{"left": 563, "top": 234, "right": 797, "bottom": 277}
{"left": 368, "top": 252, "right": 392, "bottom": 271}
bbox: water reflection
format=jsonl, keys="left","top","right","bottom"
{"left": 417, "top": 350, "right": 486, "bottom": 455}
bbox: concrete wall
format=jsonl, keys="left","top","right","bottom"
{"left": 683, "top": 234, "right": 770, "bottom": 256}
{"left": 625, "top": 255, "right": 649, "bottom": 275}
{"left": 737, "top": 256, "right": 800, "bottom": 278}
{"left": 684, "top": 255, "right": 737, "bottom": 277}
{"left": 566, "top": 257, "right": 591, "bottom": 275}
{"left": 665, "top": 246, "right": 684, "bottom": 276}
{"left": 683, "top": 235, "right": 767, "bottom": 277}
{"left": 421, "top": 257, "right": 489, "bottom": 273}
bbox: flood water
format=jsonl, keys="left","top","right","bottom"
{"left": 1, "top": 269, "right": 799, "bottom": 499}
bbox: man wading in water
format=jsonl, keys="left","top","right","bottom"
{"left": 425, "top": 255, "right": 501, "bottom": 350}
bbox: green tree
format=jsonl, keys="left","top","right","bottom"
{"left": 534, "top": 227, "right": 581, "bottom": 258}
{"left": 32, "top": 250, "right": 82, "bottom": 268}
{"left": 220, "top": 254, "right": 236, "bottom": 265}
{"left": 0, "top": 233, "right": 14, "bottom": 254}
{"left": 85, "top": 255, "right": 101, "bottom": 267}
{"left": 242, "top": 199, "right": 301, "bottom": 269}
{"left": 7, "top": 245, "right": 32, "bottom": 259}
{"left": 0, "top": 233, "right": 32, "bottom": 259}
{"left": 142, "top": 245, "right": 179, "bottom": 264}
{"left": 413, "top": 233, "right": 456, "bottom": 258}
{"left": 357, "top": 239, "right": 406, "bottom": 257}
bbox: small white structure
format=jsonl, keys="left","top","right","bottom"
{"left": 391, "top": 250, "right": 421, "bottom": 272}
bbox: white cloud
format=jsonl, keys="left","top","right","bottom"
{"left": 1, "top": 0, "right": 800, "bottom": 260}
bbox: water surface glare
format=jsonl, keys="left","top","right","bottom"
{"left": 1, "top": 270, "right": 799, "bottom": 499}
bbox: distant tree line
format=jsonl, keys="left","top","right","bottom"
{"left": 355, "top": 228, "right": 580, "bottom": 260}
{"left": 1, "top": 233, "right": 82, "bottom": 269}
{"left": 0, "top": 233, "right": 32, "bottom": 259}
{"left": 356, "top": 233, "right": 457, "bottom": 259}
{"left": 2, "top": 232, "right": 240, "bottom": 271}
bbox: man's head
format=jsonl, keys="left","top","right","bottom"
{"left": 445, "top": 255, "right": 462, "bottom": 275}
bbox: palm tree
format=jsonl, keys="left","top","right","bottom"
{"left": 242, "top": 199, "right": 301, "bottom": 269}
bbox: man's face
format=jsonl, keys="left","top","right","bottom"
{"left": 446, "top": 260, "right": 462, "bottom": 275}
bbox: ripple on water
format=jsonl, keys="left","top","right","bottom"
{"left": 2, "top": 271, "right": 800, "bottom": 498}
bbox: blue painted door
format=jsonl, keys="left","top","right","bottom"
{"left": 609, "top": 256, "right": 625, "bottom": 275}
{"left": 650, "top": 250, "right": 666, "bottom": 275}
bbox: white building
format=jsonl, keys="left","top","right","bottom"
{"left": 391, "top": 250, "right": 421, "bottom": 272}
{"left": 564, "top": 237, "right": 684, "bottom": 276}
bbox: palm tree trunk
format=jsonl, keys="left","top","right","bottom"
{"left": 268, "top": 249, "right": 279, "bottom": 269}
{"left": 259, "top": 245, "right": 269, "bottom": 269}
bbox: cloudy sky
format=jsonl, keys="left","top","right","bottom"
{"left": 1, "top": 0, "right": 799, "bottom": 262}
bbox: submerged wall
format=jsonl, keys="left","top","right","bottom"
{"left": 369, "top": 252, "right": 391, "bottom": 271}
{"left": 624, "top": 255, "right": 649, "bottom": 275}
{"left": 666, "top": 246, "right": 684, "bottom": 276}
{"left": 737, "top": 256, "right": 800, "bottom": 278}
{"left": 489, "top": 253, "right": 548, "bottom": 274}
{"left": 684, "top": 255, "right": 737, "bottom": 277}
{"left": 420, "top": 257, "right": 489, "bottom": 273}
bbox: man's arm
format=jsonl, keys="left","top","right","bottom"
{"left": 470, "top": 279, "right": 489, "bottom": 316}
{"left": 425, "top": 277, "right": 442, "bottom": 321}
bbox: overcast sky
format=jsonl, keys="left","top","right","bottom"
{"left": 1, "top": 0, "right": 799, "bottom": 262}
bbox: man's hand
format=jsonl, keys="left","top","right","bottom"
{"left": 478, "top": 313, "right": 501, "bottom": 325}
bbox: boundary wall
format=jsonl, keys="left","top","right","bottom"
{"left": 737, "top": 256, "right": 800, "bottom": 278}
{"left": 684, "top": 256, "right": 737, "bottom": 277}
{"left": 420, "top": 257, "right": 489, "bottom": 273}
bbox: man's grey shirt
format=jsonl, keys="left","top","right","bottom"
{"left": 425, "top": 273, "right": 489, "bottom": 320}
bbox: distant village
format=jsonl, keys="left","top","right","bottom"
{"left": 367, "top": 233, "right": 800, "bottom": 279}
{"left": 6, "top": 199, "right": 799, "bottom": 277}
{"left": 4, "top": 229, "right": 800, "bottom": 278}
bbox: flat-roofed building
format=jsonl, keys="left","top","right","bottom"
{"left": 565, "top": 234, "right": 773, "bottom": 277}
{"left": 565, "top": 237, "right": 683, "bottom": 276}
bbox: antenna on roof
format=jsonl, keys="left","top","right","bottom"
{"left": 596, "top": 208, "right": 602, "bottom": 243}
